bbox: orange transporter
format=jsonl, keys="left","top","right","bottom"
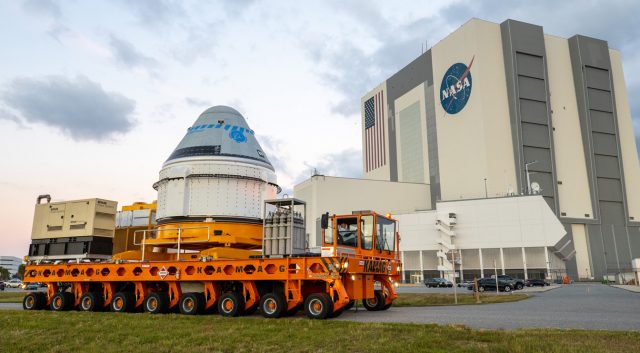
{"left": 22, "top": 212, "right": 402, "bottom": 319}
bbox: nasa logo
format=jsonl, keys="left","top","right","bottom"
{"left": 440, "top": 56, "right": 474, "bottom": 115}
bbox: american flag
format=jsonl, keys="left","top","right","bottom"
{"left": 364, "top": 90, "right": 386, "bottom": 172}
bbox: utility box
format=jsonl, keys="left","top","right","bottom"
{"left": 28, "top": 195, "right": 117, "bottom": 261}
{"left": 263, "top": 198, "right": 306, "bottom": 257}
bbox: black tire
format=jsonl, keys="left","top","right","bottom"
{"left": 260, "top": 292, "right": 286, "bottom": 318}
{"left": 362, "top": 290, "right": 385, "bottom": 311}
{"left": 111, "top": 292, "right": 135, "bottom": 313}
{"left": 503, "top": 285, "right": 512, "bottom": 293}
{"left": 516, "top": 283, "right": 524, "bottom": 290}
{"left": 179, "top": 292, "right": 204, "bottom": 315}
{"left": 381, "top": 302, "right": 392, "bottom": 310}
{"left": 23, "top": 292, "right": 45, "bottom": 310}
{"left": 218, "top": 292, "right": 244, "bottom": 317}
{"left": 79, "top": 292, "right": 102, "bottom": 312}
{"left": 50, "top": 292, "right": 73, "bottom": 311}
{"left": 304, "top": 293, "right": 333, "bottom": 320}
{"left": 478, "top": 286, "right": 486, "bottom": 292}
{"left": 344, "top": 300, "right": 355, "bottom": 311}
{"left": 144, "top": 292, "right": 169, "bottom": 314}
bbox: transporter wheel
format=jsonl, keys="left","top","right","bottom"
{"left": 218, "top": 292, "right": 244, "bottom": 317}
{"left": 304, "top": 293, "right": 333, "bottom": 320}
{"left": 50, "top": 292, "right": 74, "bottom": 311}
{"left": 362, "top": 290, "right": 384, "bottom": 311}
{"left": 23, "top": 292, "right": 45, "bottom": 310}
{"left": 260, "top": 292, "right": 286, "bottom": 319}
{"left": 144, "top": 292, "right": 169, "bottom": 314}
{"left": 111, "top": 292, "right": 135, "bottom": 313}
{"left": 79, "top": 292, "right": 102, "bottom": 312}
{"left": 179, "top": 292, "right": 205, "bottom": 315}
{"left": 381, "top": 302, "right": 392, "bottom": 310}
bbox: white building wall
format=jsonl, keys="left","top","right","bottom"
{"left": 545, "top": 34, "right": 594, "bottom": 219}
{"left": 0, "top": 256, "right": 22, "bottom": 276}
{"left": 610, "top": 49, "right": 640, "bottom": 221}
{"left": 294, "top": 176, "right": 431, "bottom": 249}
{"left": 431, "top": 19, "right": 517, "bottom": 200}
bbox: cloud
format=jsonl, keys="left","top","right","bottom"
{"left": 297, "top": 149, "right": 363, "bottom": 184}
{"left": 108, "top": 34, "right": 159, "bottom": 76}
{"left": 185, "top": 97, "right": 211, "bottom": 108}
{"left": 22, "top": 0, "right": 62, "bottom": 19}
{"left": 2, "top": 76, "right": 136, "bottom": 141}
{"left": 116, "top": 0, "right": 186, "bottom": 27}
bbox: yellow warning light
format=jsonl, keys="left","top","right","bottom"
{"left": 386, "top": 213, "right": 392, "bottom": 218}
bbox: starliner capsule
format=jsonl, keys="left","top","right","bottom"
{"left": 149, "top": 106, "right": 280, "bottom": 257}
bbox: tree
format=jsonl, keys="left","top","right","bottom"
{"left": 0, "top": 266, "right": 9, "bottom": 281}
{"left": 17, "top": 264, "right": 25, "bottom": 280}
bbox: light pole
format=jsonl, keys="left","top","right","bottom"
{"left": 524, "top": 161, "right": 538, "bottom": 195}
{"left": 451, "top": 250, "right": 458, "bottom": 304}
{"left": 484, "top": 178, "right": 488, "bottom": 198}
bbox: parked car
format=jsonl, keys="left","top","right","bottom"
{"left": 457, "top": 280, "right": 473, "bottom": 288}
{"left": 526, "top": 279, "right": 551, "bottom": 287}
{"left": 467, "top": 278, "right": 513, "bottom": 292}
{"left": 424, "top": 278, "right": 453, "bottom": 288}
{"left": 497, "top": 275, "right": 525, "bottom": 290}
{"left": 22, "top": 282, "right": 39, "bottom": 291}
{"left": 0, "top": 281, "right": 5, "bottom": 291}
{"left": 5, "top": 279, "right": 23, "bottom": 288}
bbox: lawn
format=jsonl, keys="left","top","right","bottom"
{"left": 0, "top": 310, "right": 637, "bottom": 353}
{"left": 0, "top": 291, "right": 25, "bottom": 303}
{"left": 393, "top": 292, "right": 528, "bottom": 306}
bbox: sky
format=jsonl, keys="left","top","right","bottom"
{"left": 1, "top": 0, "right": 639, "bottom": 258}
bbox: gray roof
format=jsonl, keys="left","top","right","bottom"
{"left": 165, "top": 105, "right": 274, "bottom": 170}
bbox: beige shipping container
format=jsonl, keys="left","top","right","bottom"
{"left": 31, "top": 198, "right": 117, "bottom": 239}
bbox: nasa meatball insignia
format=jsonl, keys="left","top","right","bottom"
{"left": 440, "top": 55, "right": 474, "bottom": 115}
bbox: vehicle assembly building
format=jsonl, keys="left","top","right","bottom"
{"left": 295, "top": 18, "right": 640, "bottom": 283}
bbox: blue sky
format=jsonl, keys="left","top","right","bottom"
{"left": 1, "top": 0, "right": 639, "bottom": 257}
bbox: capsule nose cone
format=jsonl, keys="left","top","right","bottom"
{"left": 165, "top": 105, "right": 273, "bottom": 170}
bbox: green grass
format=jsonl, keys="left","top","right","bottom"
{"left": 393, "top": 292, "right": 529, "bottom": 306}
{"left": 0, "top": 310, "right": 637, "bottom": 353}
{"left": 0, "top": 291, "right": 26, "bottom": 303}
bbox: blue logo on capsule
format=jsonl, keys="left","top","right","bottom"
{"left": 186, "top": 122, "right": 254, "bottom": 143}
{"left": 440, "top": 57, "right": 474, "bottom": 115}
{"left": 229, "top": 126, "right": 247, "bottom": 143}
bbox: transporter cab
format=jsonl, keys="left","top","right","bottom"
{"left": 22, "top": 211, "right": 402, "bottom": 320}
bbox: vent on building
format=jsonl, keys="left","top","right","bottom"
{"left": 585, "top": 214, "right": 590, "bottom": 217}
{"left": 557, "top": 181, "right": 563, "bottom": 185}
{"left": 561, "top": 212, "right": 567, "bottom": 216}
{"left": 630, "top": 217, "right": 635, "bottom": 220}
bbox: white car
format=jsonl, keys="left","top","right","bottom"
{"left": 5, "top": 279, "right": 23, "bottom": 288}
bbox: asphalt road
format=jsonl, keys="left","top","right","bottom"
{"left": 338, "top": 284, "right": 640, "bottom": 330}
{"left": 2, "top": 284, "right": 639, "bottom": 330}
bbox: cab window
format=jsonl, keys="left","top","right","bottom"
{"left": 336, "top": 217, "right": 358, "bottom": 247}
{"left": 324, "top": 220, "right": 333, "bottom": 244}
{"left": 376, "top": 216, "right": 396, "bottom": 251}
{"left": 360, "top": 215, "right": 373, "bottom": 250}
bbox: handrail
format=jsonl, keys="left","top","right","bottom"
{"left": 133, "top": 226, "right": 212, "bottom": 261}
